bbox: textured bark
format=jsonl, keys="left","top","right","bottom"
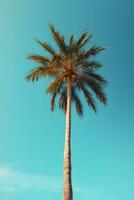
{"left": 63, "top": 78, "right": 73, "bottom": 200}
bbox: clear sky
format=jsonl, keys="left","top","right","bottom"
{"left": 0, "top": 0, "right": 134, "bottom": 199}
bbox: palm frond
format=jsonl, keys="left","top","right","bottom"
{"left": 72, "top": 87, "right": 83, "bottom": 116}
{"left": 76, "top": 80, "right": 96, "bottom": 112}
{"left": 92, "top": 84, "right": 107, "bottom": 105}
{"left": 58, "top": 86, "right": 83, "bottom": 116}
{"left": 69, "top": 34, "right": 75, "bottom": 48}
{"left": 76, "top": 32, "right": 88, "bottom": 47}
{"left": 50, "top": 92, "right": 56, "bottom": 111}
{"left": 26, "top": 67, "right": 46, "bottom": 81}
{"left": 27, "top": 54, "right": 50, "bottom": 64}
{"left": 78, "top": 35, "right": 93, "bottom": 48}
{"left": 88, "top": 72, "right": 108, "bottom": 84}
{"left": 26, "top": 65, "right": 60, "bottom": 81}
{"left": 96, "top": 89, "right": 107, "bottom": 105}
{"left": 49, "top": 24, "right": 66, "bottom": 52}
{"left": 50, "top": 84, "right": 64, "bottom": 111}
{"left": 83, "top": 46, "right": 106, "bottom": 59}
{"left": 81, "top": 73, "right": 107, "bottom": 105}
{"left": 82, "top": 61, "right": 103, "bottom": 69}
{"left": 47, "top": 75, "right": 65, "bottom": 93}
{"left": 58, "top": 87, "right": 67, "bottom": 113}
{"left": 37, "top": 39, "right": 56, "bottom": 56}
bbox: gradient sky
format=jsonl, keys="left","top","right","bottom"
{"left": 0, "top": 0, "right": 134, "bottom": 199}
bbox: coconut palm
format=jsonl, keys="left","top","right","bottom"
{"left": 26, "top": 24, "right": 107, "bottom": 200}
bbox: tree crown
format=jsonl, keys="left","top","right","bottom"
{"left": 26, "top": 24, "right": 107, "bottom": 116}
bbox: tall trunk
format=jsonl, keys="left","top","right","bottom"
{"left": 63, "top": 78, "right": 73, "bottom": 200}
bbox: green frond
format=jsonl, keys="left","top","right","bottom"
{"left": 77, "top": 59, "right": 102, "bottom": 71}
{"left": 69, "top": 34, "right": 75, "bottom": 47}
{"left": 49, "top": 24, "right": 66, "bottom": 52}
{"left": 91, "top": 83, "right": 107, "bottom": 105}
{"left": 77, "top": 51, "right": 87, "bottom": 64}
{"left": 87, "top": 60, "right": 102, "bottom": 69}
{"left": 88, "top": 72, "right": 108, "bottom": 84}
{"left": 81, "top": 73, "right": 107, "bottom": 105}
{"left": 72, "top": 88, "right": 83, "bottom": 116}
{"left": 50, "top": 92, "right": 56, "bottom": 111}
{"left": 37, "top": 39, "right": 56, "bottom": 56}
{"left": 58, "top": 86, "right": 83, "bottom": 116}
{"left": 58, "top": 87, "right": 67, "bottom": 113}
{"left": 83, "top": 46, "right": 106, "bottom": 59}
{"left": 50, "top": 85, "right": 64, "bottom": 111}
{"left": 78, "top": 34, "right": 93, "bottom": 48}
{"left": 77, "top": 47, "right": 105, "bottom": 64}
{"left": 76, "top": 32, "right": 88, "bottom": 47}
{"left": 27, "top": 54, "right": 50, "bottom": 64}
{"left": 96, "top": 89, "right": 107, "bottom": 105}
{"left": 76, "top": 80, "right": 97, "bottom": 112}
{"left": 82, "top": 86, "right": 96, "bottom": 112}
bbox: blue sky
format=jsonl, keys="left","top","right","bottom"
{"left": 0, "top": 0, "right": 134, "bottom": 199}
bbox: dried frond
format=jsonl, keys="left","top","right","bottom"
{"left": 47, "top": 75, "right": 65, "bottom": 93}
{"left": 26, "top": 65, "right": 60, "bottom": 82}
{"left": 26, "top": 67, "right": 46, "bottom": 81}
{"left": 27, "top": 55, "right": 50, "bottom": 64}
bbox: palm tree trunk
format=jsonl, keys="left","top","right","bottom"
{"left": 63, "top": 78, "right": 73, "bottom": 200}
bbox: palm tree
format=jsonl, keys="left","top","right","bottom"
{"left": 26, "top": 24, "right": 107, "bottom": 200}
